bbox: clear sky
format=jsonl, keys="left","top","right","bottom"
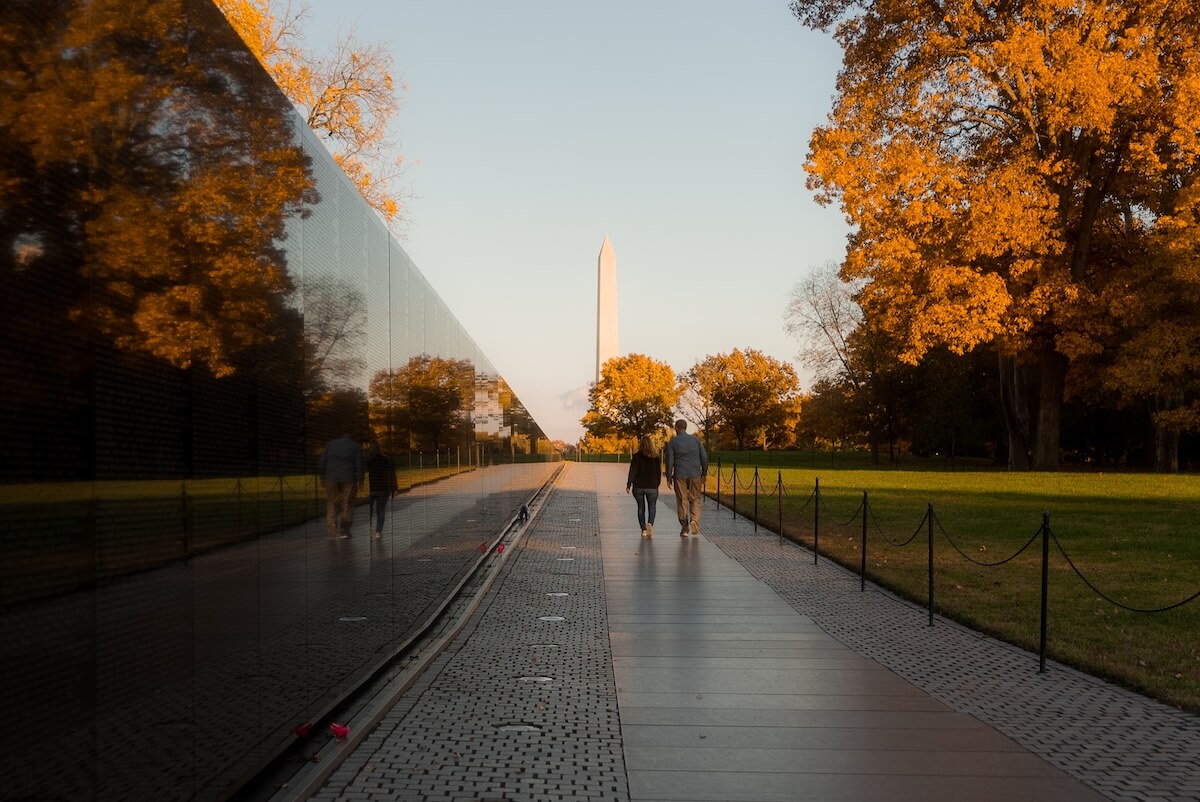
{"left": 301, "top": 1, "right": 851, "bottom": 443}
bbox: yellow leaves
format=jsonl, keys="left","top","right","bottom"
{"left": 585, "top": 355, "right": 681, "bottom": 438}
{"left": 805, "top": 0, "right": 1200, "bottom": 376}
{"left": 216, "top": 0, "right": 407, "bottom": 226}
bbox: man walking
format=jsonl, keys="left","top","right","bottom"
{"left": 319, "top": 430, "right": 364, "bottom": 538}
{"left": 664, "top": 419, "right": 708, "bottom": 538}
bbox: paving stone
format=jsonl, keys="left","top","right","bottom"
{"left": 699, "top": 494, "right": 1200, "bottom": 802}
{"left": 316, "top": 465, "right": 1200, "bottom": 802}
{"left": 314, "top": 467, "right": 629, "bottom": 802}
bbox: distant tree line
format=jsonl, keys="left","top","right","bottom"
{"left": 786, "top": 0, "right": 1200, "bottom": 472}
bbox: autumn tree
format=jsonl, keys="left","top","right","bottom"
{"left": 215, "top": 0, "right": 408, "bottom": 226}
{"left": 0, "top": 0, "right": 316, "bottom": 379}
{"left": 793, "top": 0, "right": 1200, "bottom": 469}
{"left": 582, "top": 354, "right": 681, "bottom": 443}
{"left": 692, "top": 349, "right": 803, "bottom": 451}
{"left": 1096, "top": 230, "right": 1200, "bottom": 471}
{"left": 785, "top": 266, "right": 908, "bottom": 461}
{"left": 369, "top": 355, "right": 474, "bottom": 453}
{"left": 678, "top": 361, "right": 722, "bottom": 450}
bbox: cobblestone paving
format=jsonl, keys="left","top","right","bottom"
{"left": 313, "top": 464, "right": 629, "bottom": 802}
{"left": 698, "top": 499, "right": 1200, "bottom": 802}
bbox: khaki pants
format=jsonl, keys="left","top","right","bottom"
{"left": 325, "top": 481, "right": 358, "bottom": 535}
{"left": 672, "top": 476, "right": 704, "bottom": 530}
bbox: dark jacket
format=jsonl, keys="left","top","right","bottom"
{"left": 626, "top": 452, "right": 662, "bottom": 490}
{"left": 367, "top": 455, "right": 398, "bottom": 495}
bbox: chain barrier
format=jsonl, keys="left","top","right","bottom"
{"left": 933, "top": 510, "right": 1042, "bottom": 567}
{"left": 818, "top": 493, "right": 865, "bottom": 527}
{"left": 1048, "top": 527, "right": 1200, "bottom": 613}
{"left": 734, "top": 468, "right": 756, "bottom": 492}
{"left": 868, "top": 501, "right": 925, "bottom": 548}
{"left": 783, "top": 482, "right": 818, "bottom": 514}
{"left": 725, "top": 466, "right": 1197, "bottom": 676}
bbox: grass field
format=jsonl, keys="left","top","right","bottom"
{"left": 707, "top": 459, "right": 1200, "bottom": 714}
{"left": 0, "top": 464, "right": 473, "bottom": 606}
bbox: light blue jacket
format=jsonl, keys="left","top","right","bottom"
{"left": 665, "top": 431, "right": 708, "bottom": 480}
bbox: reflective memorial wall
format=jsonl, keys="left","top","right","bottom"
{"left": 0, "top": 1, "right": 556, "bottom": 798}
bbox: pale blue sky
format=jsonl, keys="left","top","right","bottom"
{"left": 302, "top": 1, "right": 851, "bottom": 442}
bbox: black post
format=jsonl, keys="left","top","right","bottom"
{"left": 927, "top": 502, "right": 934, "bottom": 627}
{"left": 777, "top": 471, "right": 783, "bottom": 545}
{"left": 1039, "top": 511, "right": 1050, "bottom": 673}
{"left": 716, "top": 457, "right": 721, "bottom": 510}
{"left": 181, "top": 482, "right": 192, "bottom": 556}
{"left": 813, "top": 476, "right": 820, "bottom": 565}
{"left": 732, "top": 463, "right": 738, "bottom": 520}
{"left": 753, "top": 467, "right": 759, "bottom": 533}
{"left": 860, "top": 490, "right": 868, "bottom": 592}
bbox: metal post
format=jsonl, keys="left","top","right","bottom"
{"left": 813, "top": 476, "right": 820, "bottom": 565}
{"left": 753, "top": 467, "right": 759, "bottom": 533}
{"left": 860, "top": 490, "right": 868, "bottom": 592}
{"left": 927, "top": 502, "right": 935, "bottom": 627}
{"left": 732, "top": 463, "right": 738, "bottom": 520}
{"left": 181, "top": 482, "right": 191, "bottom": 555}
{"left": 777, "top": 471, "right": 783, "bottom": 545}
{"left": 716, "top": 457, "right": 721, "bottom": 510}
{"left": 1039, "top": 511, "right": 1050, "bottom": 673}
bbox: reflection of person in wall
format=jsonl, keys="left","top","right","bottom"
{"left": 319, "top": 431, "right": 364, "bottom": 539}
{"left": 366, "top": 441, "right": 398, "bottom": 539}
{"left": 664, "top": 419, "right": 708, "bottom": 538}
{"left": 626, "top": 435, "right": 661, "bottom": 538}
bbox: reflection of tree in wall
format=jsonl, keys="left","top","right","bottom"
{"left": 0, "top": 0, "right": 317, "bottom": 479}
{"left": 302, "top": 275, "right": 368, "bottom": 447}
{"left": 369, "top": 356, "right": 473, "bottom": 453}
{"left": 302, "top": 275, "right": 366, "bottom": 394}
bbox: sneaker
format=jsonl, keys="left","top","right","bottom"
{"left": 641, "top": 529, "right": 648, "bottom": 538}
{"left": 690, "top": 520, "right": 699, "bottom": 535}
{"left": 646, "top": 522, "right": 653, "bottom": 538}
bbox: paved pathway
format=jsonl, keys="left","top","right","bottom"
{"left": 310, "top": 463, "right": 1200, "bottom": 802}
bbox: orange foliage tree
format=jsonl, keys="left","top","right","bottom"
{"left": 792, "top": 0, "right": 1200, "bottom": 469}
{"left": 688, "top": 349, "right": 803, "bottom": 451}
{"left": 0, "top": 0, "right": 317, "bottom": 378}
{"left": 215, "top": 0, "right": 408, "bottom": 226}
{"left": 583, "top": 354, "right": 682, "bottom": 444}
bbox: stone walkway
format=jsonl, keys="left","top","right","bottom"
{"left": 308, "top": 463, "right": 1200, "bottom": 802}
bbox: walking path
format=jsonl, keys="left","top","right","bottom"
{"left": 309, "top": 463, "right": 1200, "bottom": 802}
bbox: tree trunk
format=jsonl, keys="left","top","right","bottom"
{"left": 1031, "top": 349, "right": 1066, "bottom": 471}
{"left": 1151, "top": 395, "right": 1182, "bottom": 473}
{"left": 998, "top": 354, "right": 1031, "bottom": 470}
{"left": 1154, "top": 425, "right": 1180, "bottom": 473}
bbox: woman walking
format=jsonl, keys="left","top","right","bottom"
{"left": 625, "top": 436, "right": 662, "bottom": 538}
{"left": 366, "top": 441, "right": 399, "bottom": 539}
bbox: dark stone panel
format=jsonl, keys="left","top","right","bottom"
{"left": 0, "top": 0, "right": 556, "bottom": 798}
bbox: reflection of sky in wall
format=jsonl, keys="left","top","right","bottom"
{"left": 280, "top": 78, "right": 550, "bottom": 445}
{"left": 301, "top": 1, "right": 852, "bottom": 442}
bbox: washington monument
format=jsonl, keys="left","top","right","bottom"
{"left": 596, "top": 235, "right": 618, "bottom": 383}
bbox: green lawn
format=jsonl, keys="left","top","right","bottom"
{"left": 707, "top": 461, "right": 1200, "bottom": 714}
{"left": 0, "top": 464, "right": 474, "bottom": 605}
